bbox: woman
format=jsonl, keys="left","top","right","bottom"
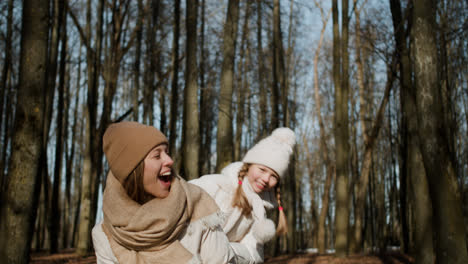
{"left": 190, "top": 128, "right": 296, "bottom": 264}
{"left": 92, "top": 121, "right": 236, "bottom": 264}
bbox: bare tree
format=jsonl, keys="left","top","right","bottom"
{"left": 333, "top": 0, "right": 350, "bottom": 257}
{"left": 169, "top": 0, "right": 181, "bottom": 158}
{"left": 312, "top": 1, "right": 332, "bottom": 253}
{"left": 0, "top": 0, "right": 49, "bottom": 262}
{"left": 0, "top": 0, "right": 14, "bottom": 189}
{"left": 49, "top": 0, "right": 66, "bottom": 253}
{"left": 390, "top": 0, "right": 434, "bottom": 262}
{"left": 68, "top": 0, "right": 105, "bottom": 254}
{"left": 182, "top": 0, "right": 201, "bottom": 180}
{"left": 256, "top": 0, "right": 268, "bottom": 139}
{"left": 132, "top": 0, "right": 144, "bottom": 121}
{"left": 412, "top": 0, "right": 468, "bottom": 263}
{"left": 216, "top": 0, "right": 240, "bottom": 172}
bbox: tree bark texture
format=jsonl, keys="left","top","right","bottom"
{"left": 312, "top": 2, "right": 331, "bottom": 253}
{"left": 390, "top": 0, "right": 435, "bottom": 261}
{"left": 182, "top": 0, "right": 201, "bottom": 180}
{"left": 169, "top": 0, "right": 181, "bottom": 158}
{"left": 0, "top": 0, "right": 14, "bottom": 192}
{"left": 333, "top": 0, "right": 350, "bottom": 257}
{"left": 0, "top": 0, "right": 49, "bottom": 262}
{"left": 216, "top": 0, "right": 240, "bottom": 172}
{"left": 412, "top": 0, "right": 468, "bottom": 263}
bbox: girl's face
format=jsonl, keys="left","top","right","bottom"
{"left": 143, "top": 144, "right": 174, "bottom": 198}
{"left": 246, "top": 164, "right": 279, "bottom": 194}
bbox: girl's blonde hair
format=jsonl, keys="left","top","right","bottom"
{"left": 231, "top": 163, "right": 289, "bottom": 235}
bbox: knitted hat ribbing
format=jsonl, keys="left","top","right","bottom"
{"left": 242, "top": 127, "right": 296, "bottom": 179}
{"left": 103, "top": 121, "right": 168, "bottom": 183}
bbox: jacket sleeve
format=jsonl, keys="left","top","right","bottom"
{"left": 92, "top": 223, "right": 119, "bottom": 264}
{"left": 198, "top": 225, "right": 238, "bottom": 264}
{"left": 229, "top": 230, "right": 264, "bottom": 264}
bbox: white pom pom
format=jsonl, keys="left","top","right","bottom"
{"left": 271, "top": 127, "right": 296, "bottom": 147}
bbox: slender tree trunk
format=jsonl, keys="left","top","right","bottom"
{"left": 50, "top": 3, "right": 67, "bottom": 252}
{"left": 0, "top": 0, "right": 14, "bottom": 187}
{"left": 389, "top": 0, "right": 434, "bottom": 261}
{"left": 75, "top": 0, "right": 104, "bottom": 254}
{"left": 256, "top": 0, "right": 268, "bottom": 138}
{"left": 412, "top": 1, "right": 468, "bottom": 263}
{"left": 271, "top": 0, "right": 283, "bottom": 128}
{"left": 199, "top": 0, "right": 211, "bottom": 175}
{"left": 215, "top": 0, "right": 240, "bottom": 172}
{"left": 234, "top": 1, "right": 251, "bottom": 161}
{"left": 182, "top": 0, "right": 201, "bottom": 180}
{"left": 353, "top": 4, "right": 396, "bottom": 252}
{"left": 133, "top": 0, "right": 143, "bottom": 122}
{"left": 63, "top": 55, "right": 80, "bottom": 249}
{"left": 169, "top": 0, "right": 181, "bottom": 158}
{"left": 143, "top": 1, "right": 156, "bottom": 125}
{"left": 312, "top": 2, "right": 331, "bottom": 253}
{"left": 0, "top": 0, "right": 49, "bottom": 262}
{"left": 333, "top": 0, "right": 350, "bottom": 257}
{"left": 61, "top": 52, "right": 71, "bottom": 249}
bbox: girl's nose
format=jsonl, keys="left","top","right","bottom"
{"left": 261, "top": 174, "right": 270, "bottom": 183}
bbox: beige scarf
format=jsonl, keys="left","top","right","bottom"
{"left": 102, "top": 172, "right": 219, "bottom": 264}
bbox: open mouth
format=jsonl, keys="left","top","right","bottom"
{"left": 158, "top": 171, "right": 172, "bottom": 187}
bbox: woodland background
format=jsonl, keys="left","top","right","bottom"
{"left": 0, "top": 0, "right": 467, "bottom": 263}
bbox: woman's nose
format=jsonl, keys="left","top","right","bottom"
{"left": 162, "top": 152, "right": 174, "bottom": 166}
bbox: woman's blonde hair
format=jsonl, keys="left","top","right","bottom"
{"left": 122, "top": 160, "right": 154, "bottom": 204}
{"left": 231, "top": 163, "right": 289, "bottom": 235}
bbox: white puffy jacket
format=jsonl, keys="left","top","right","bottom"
{"left": 92, "top": 202, "right": 237, "bottom": 264}
{"left": 190, "top": 162, "right": 277, "bottom": 264}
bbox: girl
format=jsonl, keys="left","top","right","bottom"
{"left": 92, "top": 121, "right": 236, "bottom": 264}
{"left": 190, "top": 128, "right": 296, "bottom": 264}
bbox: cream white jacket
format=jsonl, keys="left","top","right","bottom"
{"left": 189, "top": 162, "right": 278, "bottom": 264}
{"left": 92, "top": 205, "right": 237, "bottom": 264}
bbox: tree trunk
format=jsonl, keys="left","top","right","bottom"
{"left": 353, "top": 3, "right": 396, "bottom": 250}
{"left": 198, "top": 0, "right": 211, "bottom": 175}
{"left": 50, "top": 2, "right": 67, "bottom": 252}
{"left": 63, "top": 52, "right": 80, "bottom": 249}
{"left": 133, "top": 0, "right": 143, "bottom": 121}
{"left": 271, "top": 0, "right": 283, "bottom": 128}
{"left": 412, "top": 0, "right": 468, "bottom": 263}
{"left": 74, "top": 0, "right": 104, "bottom": 255}
{"left": 169, "top": 0, "right": 181, "bottom": 158}
{"left": 234, "top": 1, "right": 251, "bottom": 161}
{"left": 333, "top": 0, "right": 350, "bottom": 257}
{"left": 389, "top": 0, "right": 434, "bottom": 261}
{"left": 215, "top": 0, "right": 240, "bottom": 172}
{"left": 182, "top": 0, "right": 201, "bottom": 180}
{"left": 255, "top": 0, "right": 268, "bottom": 139}
{"left": 0, "top": 0, "right": 13, "bottom": 186}
{"left": 143, "top": 1, "right": 156, "bottom": 125}
{"left": 312, "top": 2, "right": 331, "bottom": 253}
{"left": 0, "top": 0, "right": 49, "bottom": 262}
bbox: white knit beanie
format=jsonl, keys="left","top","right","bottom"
{"left": 242, "top": 127, "right": 296, "bottom": 179}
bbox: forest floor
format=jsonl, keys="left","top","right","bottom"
{"left": 30, "top": 249, "right": 414, "bottom": 264}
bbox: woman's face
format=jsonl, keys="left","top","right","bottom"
{"left": 246, "top": 164, "right": 279, "bottom": 194}
{"left": 143, "top": 144, "right": 174, "bottom": 198}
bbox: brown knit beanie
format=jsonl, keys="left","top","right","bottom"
{"left": 103, "top": 121, "right": 168, "bottom": 183}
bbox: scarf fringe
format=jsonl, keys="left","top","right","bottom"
{"left": 186, "top": 210, "right": 226, "bottom": 236}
